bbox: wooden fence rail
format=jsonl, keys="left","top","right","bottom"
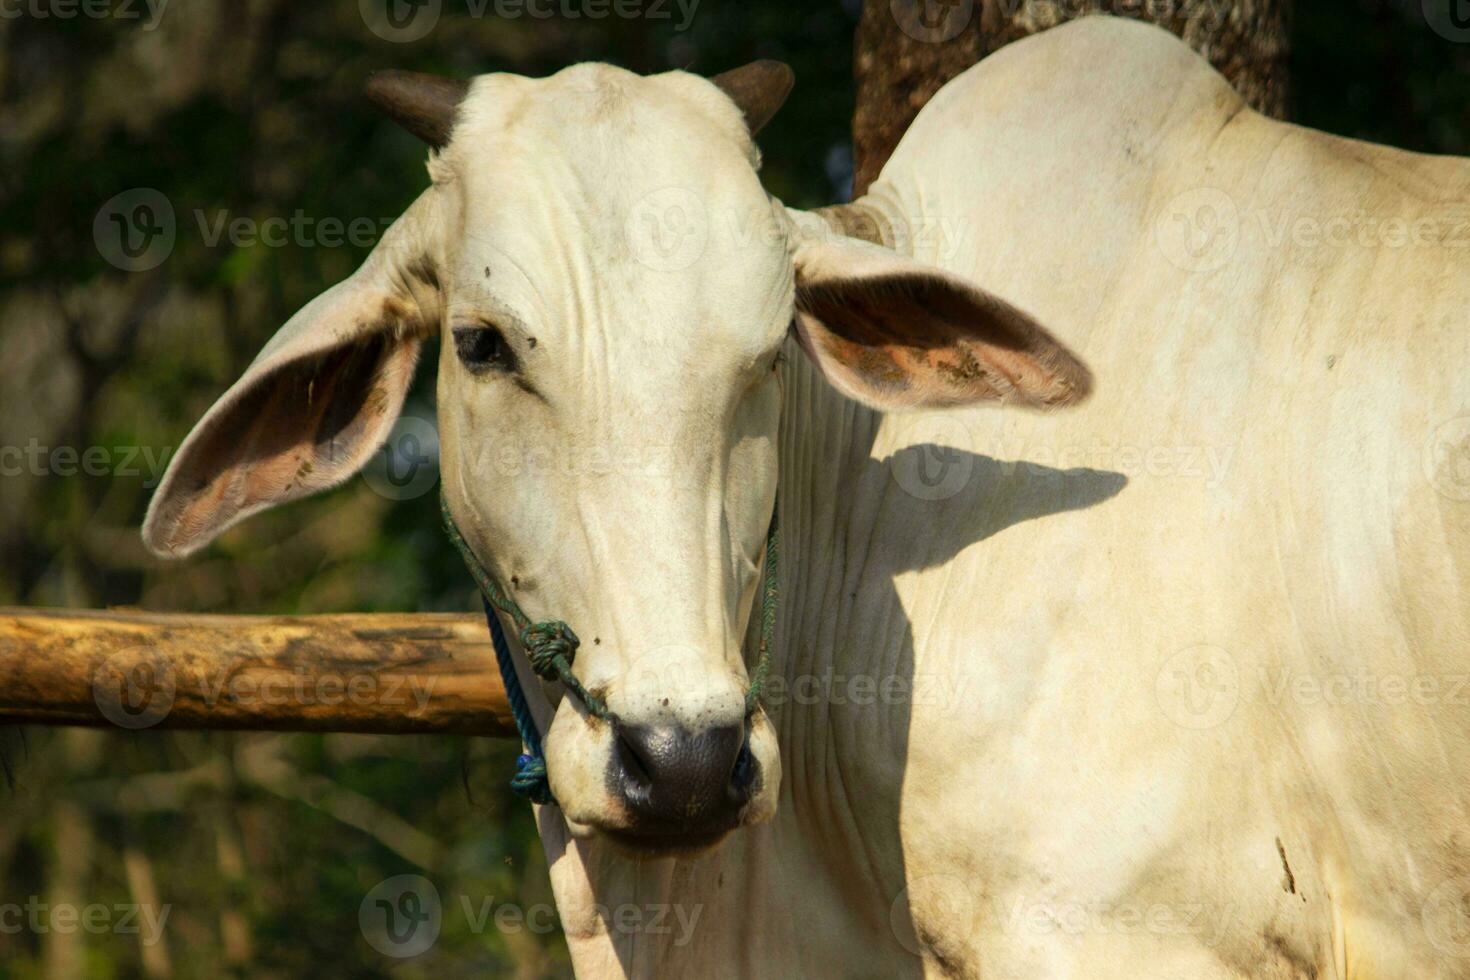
{"left": 0, "top": 608, "right": 516, "bottom": 737}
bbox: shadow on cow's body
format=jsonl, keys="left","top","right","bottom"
{"left": 536, "top": 366, "right": 1127, "bottom": 975}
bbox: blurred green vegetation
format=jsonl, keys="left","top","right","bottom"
{"left": 0, "top": 0, "right": 1466, "bottom": 976}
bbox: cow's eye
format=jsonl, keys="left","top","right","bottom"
{"left": 453, "top": 325, "right": 517, "bottom": 373}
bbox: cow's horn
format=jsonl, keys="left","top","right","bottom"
{"left": 710, "top": 60, "right": 794, "bottom": 136}
{"left": 365, "top": 70, "right": 471, "bottom": 149}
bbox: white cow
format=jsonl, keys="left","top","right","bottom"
{"left": 144, "top": 16, "right": 1470, "bottom": 978}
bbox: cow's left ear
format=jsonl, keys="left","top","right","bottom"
{"left": 791, "top": 235, "right": 1092, "bottom": 411}
{"left": 142, "top": 192, "right": 443, "bottom": 558}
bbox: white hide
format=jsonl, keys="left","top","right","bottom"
{"left": 549, "top": 19, "right": 1470, "bottom": 980}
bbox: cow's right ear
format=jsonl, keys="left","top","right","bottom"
{"left": 142, "top": 193, "right": 444, "bottom": 558}
{"left": 790, "top": 232, "right": 1092, "bottom": 412}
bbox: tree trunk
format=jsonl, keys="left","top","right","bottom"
{"left": 852, "top": 0, "right": 1291, "bottom": 195}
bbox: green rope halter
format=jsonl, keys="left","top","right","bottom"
{"left": 439, "top": 490, "right": 780, "bottom": 803}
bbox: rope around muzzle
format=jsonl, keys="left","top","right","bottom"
{"left": 439, "top": 491, "right": 780, "bottom": 806}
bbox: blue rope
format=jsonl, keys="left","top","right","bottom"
{"left": 480, "top": 596, "right": 553, "bottom": 804}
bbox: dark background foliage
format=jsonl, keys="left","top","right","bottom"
{"left": 0, "top": 0, "right": 1465, "bottom": 975}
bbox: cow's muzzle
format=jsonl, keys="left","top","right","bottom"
{"left": 603, "top": 719, "right": 756, "bottom": 850}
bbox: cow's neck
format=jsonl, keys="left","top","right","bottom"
{"left": 736, "top": 333, "right": 917, "bottom": 936}
{"left": 538, "top": 202, "right": 929, "bottom": 975}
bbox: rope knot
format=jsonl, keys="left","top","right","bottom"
{"left": 520, "top": 620, "right": 580, "bottom": 680}
{"left": 510, "top": 754, "right": 553, "bottom": 804}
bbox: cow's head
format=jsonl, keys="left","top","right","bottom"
{"left": 143, "top": 62, "right": 1090, "bottom": 855}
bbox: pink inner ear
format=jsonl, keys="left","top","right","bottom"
{"left": 794, "top": 272, "right": 1092, "bottom": 411}
{"left": 148, "top": 333, "right": 419, "bottom": 555}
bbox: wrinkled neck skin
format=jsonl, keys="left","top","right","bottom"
{"left": 523, "top": 200, "right": 924, "bottom": 977}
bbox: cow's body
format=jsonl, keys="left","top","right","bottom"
{"left": 544, "top": 18, "right": 1470, "bottom": 978}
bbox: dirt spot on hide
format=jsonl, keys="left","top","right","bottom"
{"left": 1275, "top": 837, "right": 1296, "bottom": 895}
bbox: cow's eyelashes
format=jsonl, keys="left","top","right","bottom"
{"left": 453, "top": 324, "right": 518, "bottom": 374}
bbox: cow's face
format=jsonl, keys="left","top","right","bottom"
{"left": 143, "top": 63, "right": 1091, "bottom": 855}
{"left": 432, "top": 66, "right": 790, "bottom": 851}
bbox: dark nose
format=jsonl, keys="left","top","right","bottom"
{"left": 609, "top": 721, "right": 755, "bottom": 831}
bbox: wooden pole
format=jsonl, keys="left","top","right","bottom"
{"left": 0, "top": 608, "right": 516, "bottom": 737}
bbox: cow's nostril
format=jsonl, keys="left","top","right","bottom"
{"left": 609, "top": 722, "right": 752, "bottom": 830}
{"left": 731, "top": 738, "right": 754, "bottom": 796}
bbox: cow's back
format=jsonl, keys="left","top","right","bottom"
{"left": 850, "top": 16, "right": 1470, "bottom": 978}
